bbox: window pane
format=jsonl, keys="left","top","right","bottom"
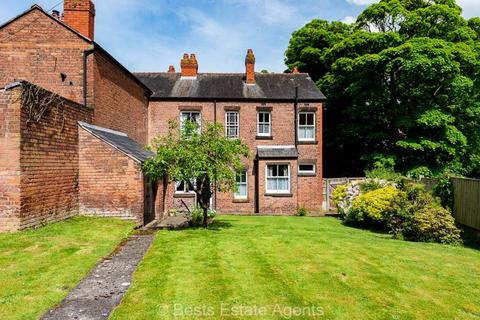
{"left": 307, "top": 113, "right": 314, "bottom": 125}
{"left": 278, "top": 165, "right": 288, "bottom": 177}
{"left": 267, "top": 178, "right": 276, "bottom": 191}
{"left": 305, "top": 127, "right": 315, "bottom": 139}
{"left": 299, "top": 164, "right": 315, "bottom": 172}
{"left": 277, "top": 178, "right": 289, "bottom": 190}
{"left": 176, "top": 181, "right": 185, "bottom": 192}
{"left": 299, "top": 113, "right": 306, "bottom": 125}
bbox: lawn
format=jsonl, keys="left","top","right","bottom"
{"left": 0, "top": 216, "right": 134, "bottom": 320}
{"left": 111, "top": 216, "right": 480, "bottom": 320}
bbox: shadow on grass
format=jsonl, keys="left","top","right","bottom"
{"left": 207, "top": 220, "right": 233, "bottom": 231}
{"left": 341, "top": 220, "right": 391, "bottom": 235}
{"left": 461, "top": 226, "right": 480, "bottom": 250}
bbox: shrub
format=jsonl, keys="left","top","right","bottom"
{"left": 297, "top": 207, "right": 308, "bottom": 216}
{"left": 402, "top": 204, "right": 462, "bottom": 245}
{"left": 349, "top": 186, "right": 402, "bottom": 224}
{"left": 189, "top": 206, "right": 217, "bottom": 227}
{"left": 190, "top": 207, "right": 204, "bottom": 227}
{"left": 332, "top": 185, "right": 347, "bottom": 213}
{"left": 433, "top": 176, "right": 454, "bottom": 210}
{"left": 334, "top": 183, "right": 361, "bottom": 217}
{"left": 365, "top": 167, "right": 402, "bottom": 183}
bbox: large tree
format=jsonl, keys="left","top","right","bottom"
{"left": 286, "top": 0, "right": 480, "bottom": 178}
{"left": 142, "top": 120, "right": 250, "bottom": 227}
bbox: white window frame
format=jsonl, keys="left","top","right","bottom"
{"left": 234, "top": 170, "right": 248, "bottom": 199}
{"left": 257, "top": 111, "right": 271, "bottom": 136}
{"left": 298, "top": 163, "right": 316, "bottom": 175}
{"left": 265, "top": 164, "right": 290, "bottom": 194}
{"left": 180, "top": 111, "right": 201, "bottom": 132}
{"left": 225, "top": 111, "right": 239, "bottom": 139}
{"left": 175, "top": 180, "right": 196, "bottom": 194}
{"left": 298, "top": 112, "right": 316, "bottom": 142}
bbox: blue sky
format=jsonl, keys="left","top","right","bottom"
{"left": 0, "top": 0, "right": 478, "bottom": 73}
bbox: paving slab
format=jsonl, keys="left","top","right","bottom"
{"left": 41, "top": 234, "right": 154, "bottom": 320}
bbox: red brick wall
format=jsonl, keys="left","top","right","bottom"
{"left": 78, "top": 126, "right": 144, "bottom": 224}
{"left": 0, "top": 9, "right": 91, "bottom": 105}
{"left": 148, "top": 100, "right": 323, "bottom": 215}
{"left": 0, "top": 84, "right": 93, "bottom": 232}
{"left": 92, "top": 52, "right": 149, "bottom": 144}
{"left": 0, "top": 89, "right": 22, "bottom": 232}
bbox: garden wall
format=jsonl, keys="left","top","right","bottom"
{"left": 0, "top": 82, "right": 93, "bottom": 232}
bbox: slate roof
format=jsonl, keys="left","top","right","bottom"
{"left": 78, "top": 122, "right": 154, "bottom": 163}
{"left": 257, "top": 146, "right": 298, "bottom": 159}
{"left": 134, "top": 73, "right": 326, "bottom": 102}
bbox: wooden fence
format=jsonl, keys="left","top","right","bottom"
{"left": 322, "top": 177, "right": 365, "bottom": 211}
{"left": 322, "top": 176, "right": 480, "bottom": 231}
{"left": 452, "top": 177, "right": 480, "bottom": 231}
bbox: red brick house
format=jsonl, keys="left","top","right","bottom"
{"left": 0, "top": 0, "right": 325, "bottom": 232}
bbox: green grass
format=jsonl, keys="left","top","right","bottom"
{"left": 111, "top": 216, "right": 480, "bottom": 320}
{"left": 0, "top": 216, "right": 134, "bottom": 320}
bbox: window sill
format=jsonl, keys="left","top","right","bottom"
{"left": 256, "top": 135, "right": 273, "bottom": 140}
{"left": 298, "top": 173, "right": 317, "bottom": 177}
{"left": 173, "top": 193, "right": 195, "bottom": 198}
{"left": 297, "top": 140, "right": 318, "bottom": 145}
{"left": 233, "top": 198, "right": 249, "bottom": 203}
{"left": 264, "top": 193, "right": 293, "bottom": 198}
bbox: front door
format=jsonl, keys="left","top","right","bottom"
{"left": 144, "top": 176, "right": 156, "bottom": 225}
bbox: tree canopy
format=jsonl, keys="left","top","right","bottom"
{"left": 286, "top": 0, "right": 480, "bottom": 178}
{"left": 143, "top": 120, "right": 250, "bottom": 227}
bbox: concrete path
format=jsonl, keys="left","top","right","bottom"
{"left": 41, "top": 234, "right": 154, "bottom": 320}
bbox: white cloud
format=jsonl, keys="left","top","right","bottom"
{"left": 346, "top": 0, "right": 378, "bottom": 5}
{"left": 342, "top": 16, "right": 357, "bottom": 24}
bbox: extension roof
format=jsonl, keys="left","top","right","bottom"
{"left": 134, "top": 73, "right": 326, "bottom": 102}
{"left": 257, "top": 146, "right": 298, "bottom": 159}
{"left": 78, "top": 122, "right": 153, "bottom": 163}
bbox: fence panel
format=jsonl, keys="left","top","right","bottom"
{"left": 452, "top": 177, "right": 480, "bottom": 231}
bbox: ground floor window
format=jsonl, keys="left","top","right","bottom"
{"left": 266, "top": 164, "right": 290, "bottom": 193}
{"left": 235, "top": 170, "right": 248, "bottom": 199}
{"left": 175, "top": 180, "right": 195, "bottom": 194}
{"left": 298, "top": 163, "right": 316, "bottom": 175}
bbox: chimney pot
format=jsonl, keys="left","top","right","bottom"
{"left": 181, "top": 53, "right": 198, "bottom": 77}
{"left": 168, "top": 65, "right": 176, "bottom": 73}
{"left": 63, "top": 0, "right": 95, "bottom": 40}
{"left": 245, "top": 48, "right": 255, "bottom": 84}
{"left": 292, "top": 66, "right": 300, "bottom": 74}
{"left": 52, "top": 10, "right": 60, "bottom": 19}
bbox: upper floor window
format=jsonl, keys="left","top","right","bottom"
{"left": 180, "top": 111, "right": 201, "bottom": 132}
{"left": 225, "top": 111, "right": 239, "bottom": 139}
{"left": 266, "top": 164, "right": 290, "bottom": 194}
{"left": 234, "top": 170, "right": 248, "bottom": 199}
{"left": 257, "top": 111, "right": 271, "bottom": 136}
{"left": 298, "top": 112, "right": 315, "bottom": 141}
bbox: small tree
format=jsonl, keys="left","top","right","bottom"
{"left": 143, "top": 120, "right": 250, "bottom": 227}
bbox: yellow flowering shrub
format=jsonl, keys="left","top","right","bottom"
{"left": 350, "top": 186, "right": 402, "bottom": 223}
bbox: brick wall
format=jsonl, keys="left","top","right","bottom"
{"left": 0, "top": 89, "right": 22, "bottom": 232}
{"left": 0, "top": 9, "right": 91, "bottom": 105}
{"left": 78, "top": 126, "right": 144, "bottom": 224}
{"left": 92, "top": 51, "right": 149, "bottom": 144}
{"left": 0, "top": 84, "right": 94, "bottom": 232}
{"left": 148, "top": 100, "right": 323, "bottom": 215}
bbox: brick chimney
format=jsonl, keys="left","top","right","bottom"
{"left": 168, "top": 65, "right": 176, "bottom": 73}
{"left": 63, "top": 0, "right": 96, "bottom": 40}
{"left": 245, "top": 49, "right": 255, "bottom": 84}
{"left": 180, "top": 53, "right": 198, "bottom": 77}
